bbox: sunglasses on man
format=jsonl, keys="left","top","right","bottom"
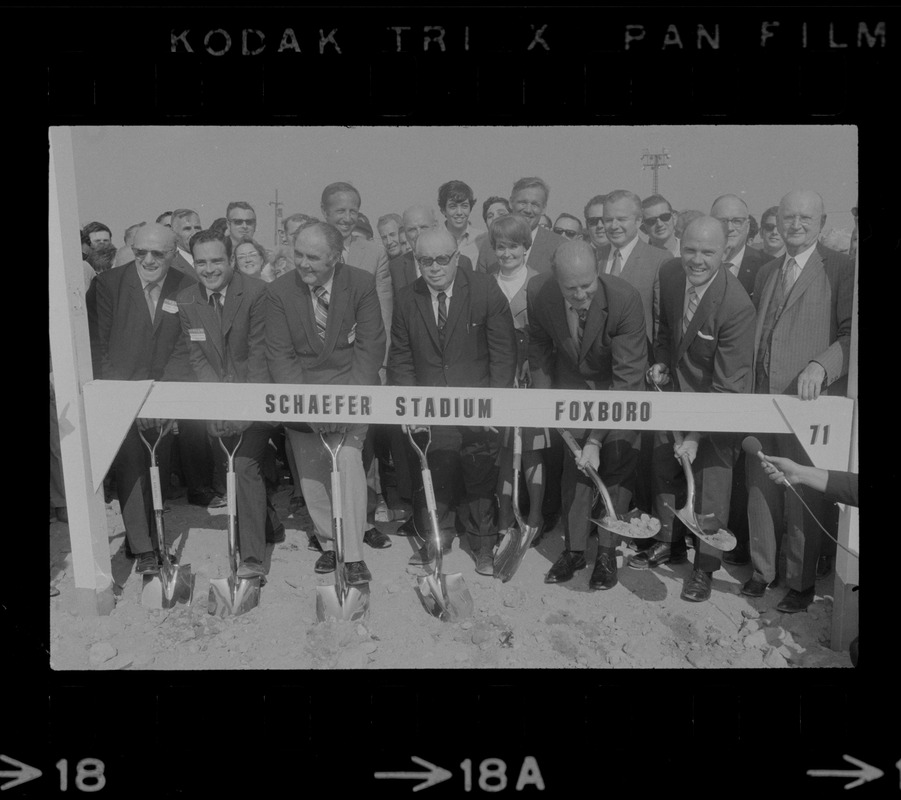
{"left": 229, "top": 217, "right": 256, "bottom": 227}
{"left": 552, "top": 227, "right": 581, "bottom": 239}
{"left": 642, "top": 212, "right": 674, "bottom": 226}
{"left": 417, "top": 250, "right": 458, "bottom": 267}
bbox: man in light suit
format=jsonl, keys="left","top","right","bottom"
{"left": 388, "top": 227, "right": 517, "bottom": 575}
{"left": 476, "top": 177, "right": 564, "bottom": 275}
{"left": 633, "top": 217, "right": 756, "bottom": 602}
{"left": 86, "top": 223, "right": 197, "bottom": 575}
{"left": 172, "top": 229, "right": 283, "bottom": 579}
{"left": 266, "top": 222, "right": 387, "bottom": 585}
{"left": 528, "top": 239, "right": 648, "bottom": 590}
{"left": 743, "top": 190, "right": 854, "bottom": 613}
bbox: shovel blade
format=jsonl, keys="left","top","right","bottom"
{"left": 207, "top": 576, "right": 261, "bottom": 618}
{"left": 416, "top": 572, "right": 473, "bottom": 622}
{"left": 494, "top": 524, "right": 541, "bottom": 583}
{"left": 315, "top": 584, "right": 370, "bottom": 622}
{"left": 590, "top": 509, "right": 662, "bottom": 540}
{"left": 160, "top": 563, "right": 194, "bottom": 607}
{"left": 667, "top": 502, "right": 737, "bottom": 552}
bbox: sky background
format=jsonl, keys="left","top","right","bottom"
{"left": 65, "top": 125, "right": 857, "bottom": 249}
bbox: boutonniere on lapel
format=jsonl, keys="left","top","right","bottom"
{"left": 347, "top": 323, "right": 357, "bottom": 344}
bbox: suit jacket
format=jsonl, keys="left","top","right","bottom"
{"left": 173, "top": 249, "right": 194, "bottom": 275}
{"left": 87, "top": 261, "right": 197, "bottom": 381}
{"left": 476, "top": 225, "right": 564, "bottom": 276}
{"left": 495, "top": 267, "right": 539, "bottom": 374}
{"left": 387, "top": 266, "right": 517, "bottom": 389}
{"left": 654, "top": 261, "right": 755, "bottom": 395}
{"left": 751, "top": 244, "right": 853, "bottom": 396}
{"left": 527, "top": 271, "right": 648, "bottom": 447}
{"left": 343, "top": 237, "right": 393, "bottom": 352}
{"left": 171, "top": 270, "right": 270, "bottom": 385}
{"left": 265, "top": 262, "right": 385, "bottom": 388}
{"left": 388, "top": 252, "right": 473, "bottom": 297}
{"left": 599, "top": 237, "right": 670, "bottom": 345}
{"left": 732, "top": 245, "right": 773, "bottom": 302}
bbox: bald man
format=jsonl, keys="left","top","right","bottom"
{"left": 87, "top": 223, "right": 197, "bottom": 575}
{"left": 527, "top": 239, "right": 648, "bottom": 590}
{"left": 388, "top": 227, "right": 517, "bottom": 575}
{"left": 710, "top": 194, "right": 771, "bottom": 302}
{"left": 743, "top": 190, "right": 854, "bottom": 614}
{"left": 634, "top": 217, "right": 756, "bottom": 601}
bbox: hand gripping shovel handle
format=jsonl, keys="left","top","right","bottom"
{"left": 559, "top": 429, "right": 616, "bottom": 521}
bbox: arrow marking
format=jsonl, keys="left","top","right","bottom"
{"left": 0, "top": 754, "right": 42, "bottom": 791}
{"left": 807, "top": 754, "right": 884, "bottom": 790}
{"left": 375, "top": 756, "right": 453, "bottom": 792}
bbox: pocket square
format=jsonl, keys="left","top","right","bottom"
{"left": 696, "top": 331, "right": 714, "bottom": 341}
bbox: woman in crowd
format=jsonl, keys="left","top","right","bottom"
{"left": 490, "top": 214, "right": 548, "bottom": 541}
{"left": 234, "top": 238, "right": 276, "bottom": 281}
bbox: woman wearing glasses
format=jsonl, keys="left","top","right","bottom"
{"left": 489, "top": 214, "right": 548, "bottom": 543}
{"left": 234, "top": 238, "right": 276, "bottom": 282}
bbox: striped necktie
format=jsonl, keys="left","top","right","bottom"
{"left": 437, "top": 291, "right": 448, "bottom": 332}
{"left": 144, "top": 280, "right": 161, "bottom": 322}
{"left": 682, "top": 286, "right": 699, "bottom": 334}
{"left": 781, "top": 257, "right": 799, "bottom": 296}
{"left": 313, "top": 285, "right": 329, "bottom": 340}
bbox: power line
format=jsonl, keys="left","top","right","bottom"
{"left": 641, "top": 148, "right": 671, "bottom": 195}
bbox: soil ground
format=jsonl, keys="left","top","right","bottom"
{"left": 49, "top": 478, "right": 852, "bottom": 671}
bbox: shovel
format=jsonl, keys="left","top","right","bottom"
{"left": 315, "top": 431, "right": 370, "bottom": 622}
{"left": 493, "top": 425, "right": 542, "bottom": 582}
{"left": 648, "top": 377, "right": 737, "bottom": 552}
{"left": 406, "top": 427, "right": 473, "bottom": 622}
{"left": 208, "top": 432, "right": 262, "bottom": 617}
{"left": 138, "top": 422, "right": 195, "bottom": 609}
{"left": 559, "top": 429, "right": 662, "bottom": 539}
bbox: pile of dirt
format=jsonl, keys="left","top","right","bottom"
{"left": 49, "top": 486, "right": 852, "bottom": 671}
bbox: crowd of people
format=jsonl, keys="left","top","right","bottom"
{"left": 51, "top": 175, "right": 857, "bottom": 620}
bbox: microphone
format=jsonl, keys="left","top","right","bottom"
{"left": 741, "top": 436, "right": 791, "bottom": 487}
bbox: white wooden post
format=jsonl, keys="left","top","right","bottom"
{"left": 49, "top": 127, "right": 115, "bottom": 617}
{"left": 831, "top": 246, "right": 859, "bottom": 650}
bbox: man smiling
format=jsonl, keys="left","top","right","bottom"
{"left": 438, "top": 179, "right": 483, "bottom": 266}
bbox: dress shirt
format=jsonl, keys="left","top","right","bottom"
{"left": 603, "top": 234, "right": 640, "bottom": 275}
{"left": 427, "top": 279, "right": 456, "bottom": 327}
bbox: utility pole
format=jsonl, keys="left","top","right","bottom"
{"left": 641, "top": 148, "right": 671, "bottom": 195}
{"left": 269, "top": 190, "right": 283, "bottom": 249}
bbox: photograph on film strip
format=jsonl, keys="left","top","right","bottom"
{"left": 49, "top": 124, "right": 859, "bottom": 671}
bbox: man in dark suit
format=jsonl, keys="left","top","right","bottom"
{"left": 87, "top": 223, "right": 197, "bottom": 575}
{"left": 744, "top": 190, "right": 854, "bottom": 614}
{"left": 631, "top": 217, "right": 756, "bottom": 602}
{"left": 476, "top": 177, "right": 564, "bottom": 275}
{"left": 171, "top": 229, "right": 282, "bottom": 579}
{"left": 388, "top": 227, "right": 517, "bottom": 575}
{"left": 711, "top": 194, "right": 772, "bottom": 303}
{"left": 528, "top": 239, "right": 648, "bottom": 590}
{"left": 266, "top": 222, "right": 386, "bottom": 586}
{"left": 171, "top": 209, "right": 202, "bottom": 274}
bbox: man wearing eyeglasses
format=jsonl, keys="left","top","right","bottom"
{"left": 583, "top": 194, "right": 609, "bottom": 253}
{"left": 710, "top": 194, "right": 771, "bottom": 302}
{"left": 756, "top": 206, "right": 786, "bottom": 260}
{"left": 476, "top": 177, "right": 564, "bottom": 275}
{"left": 226, "top": 201, "right": 257, "bottom": 251}
{"left": 86, "top": 223, "right": 197, "bottom": 577}
{"left": 641, "top": 194, "right": 680, "bottom": 257}
{"left": 552, "top": 213, "right": 584, "bottom": 241}
{"left": 742, "top": 190, "right": 853, "bottom": 615}
{"left": 388, "top": 227, "right": 517, "bottom": 576}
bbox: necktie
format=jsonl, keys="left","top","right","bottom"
{"left": 576, "top": 307, "right": 588, "bottom": 345}
{"left": 144, "top": 280, "right": 160, "bottom": 322}
{"left": 612, "top": 249, "right": 623, "bottom": 277}
{"left": 437, "top": 291, "right": 448, "bottom": 332}
{"left": 682, "top": 286, "right": 699, "bottom": 334}
{"left": 314, "top": 285, "right": 329, "bottom": 340}
{"left": 781, "top": 257, "right": 799, "bottom": 296}
{"left": 209, "top": 291, "right": 223, "bottom": 320}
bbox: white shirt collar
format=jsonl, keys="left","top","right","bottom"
{"left": 684, "top": 273, "right": 716, "bottom": 305}
{"left": 788, "top": 241, "right": 817, "bottom": 270}
{"left": 726, "top": 245, "right": 746, "bottom": 276}
{"left": 607, "top": 234, "right": 639, "bottom": 272}
{"left": 428, "top": 278, "right": 455, "bottom": 301}
{"left": 314, "top": 274, "right": 335, "bottom": 296}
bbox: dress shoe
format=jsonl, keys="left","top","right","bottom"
{"left": 475, "top": 553, "right": 494, "bottom": 576}
{"left": 344, "top": 560, "right": 372, "bottom": 585}
{"left": 363, "top": 527, "right": 392, "bottom": 549}
{"left": 314, "top": 551, "right": 336, "bottom": 573}
{"left": 776, "top": 587, "right": 815, "bottom": 614}
{"left": 135, "top": 552, "right": 160, "bottom": 575}
{"left": 407, "top": 543, "right": 450, "bottom": 566}
{"left": 816, "top": 555, "right": 834, "bottom": 579}
{"left": 54, "top": 507, "right": 69, "bottom": 524}
{"left": 544, "top": 551, "right": 586, "bottom": 584}
{"left": 741, "top": 576, "right": 773, "bottom": 597}
{"left": 723, "top": 543, "right": 750, "bottom": 566}
{"left": 307, "top": 533, "right": 323, "bottom": 552}
{"left": 589, "top": 549, "right": 618, "bottom": 590}
{"left": 207, "top": 493, "right": 227, "bottom": 509}
{"left": 236, "top": 559, "right": 265, "bottom": 579}
{"left": 681, "top": 569, "right": 713, "bottom": 602}
{"left": 396, "top": 517, "right": 421, "bottom": 537}
{"left": 628, "top": 540, "right": 688, "bottom": 570}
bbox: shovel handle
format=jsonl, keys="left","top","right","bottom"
{"left": 559, "top": 429, "right": 616, "bottom": 522}
{"left": 512, "top": 426, "right": 522, "bottom": 473}
{"left": 404, "top": 425, "right": 430, "bottom": 468}
{"left": 137, "top": 419, "right": 175, "bottom": 461}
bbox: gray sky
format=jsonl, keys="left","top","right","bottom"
{"left": 67, "top": 125, "right": 857, "bottom": 249}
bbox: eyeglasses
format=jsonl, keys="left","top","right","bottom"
{"left": 229, "top": 218, "right": 256, "bottom": 227}
{"left": 782, "top": 215, "right": 815, "bottom": 226}
{"left": 417, "top": 250, "right": 457, "bottom": 267}
{"left": 643, "top": 212, "right": 673, "bottom": 226}
{"left": 586, "top": 216, "right": 604, "bottom": 227}
{"left": 133, "top": 248, "right": 173, "bottom": 261}
{"left": 761, "top": 222, "right": 779, "bottom": 233}
{"left": 715, "top": 216, "right": 748, "bottom": 228}
{"left": 553, "top": 227, "right": 581, "bottom": 239}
